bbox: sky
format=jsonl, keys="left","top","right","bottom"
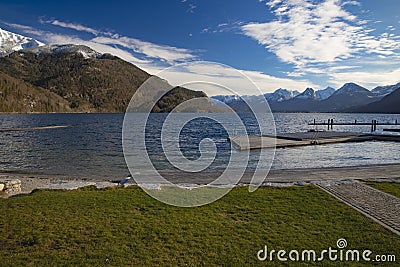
{"left": 0, "top": 0, "right": 399, "bottom": 95}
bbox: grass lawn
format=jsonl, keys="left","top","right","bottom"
{"left": 0, "top": 185, "right": 399, "bottom": 266}
{"left": 364, "top": 181, "right": 400, "bottom": 198}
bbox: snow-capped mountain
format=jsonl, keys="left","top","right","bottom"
{"left": 332, "top": 82, "right": 371, "bottom": 96}
{"left": 371, "top": 82, "right": 400, "bottom": 97}
{"left": 0, "top": 28, "right": 44, "bottom": 56}
{"left": 322, "top": 82, "right": 379, "bottom": 111}
{"left": 211, "top": 95, "right": 241, "bottom": 104}
{"left": 27, "top": 44, "right": 102, "bottom": 59}
{"left": 264, "top": 88, "right": 300, "bottom": 102}
{"left": 315, "top": 86, "right": 335, "bottom": 100}
{"left": 294, "top": 88, "right": 316, "bottom": 100}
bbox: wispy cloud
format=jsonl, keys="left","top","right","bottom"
{"left": 92, "top": 36, "right": 197, "bottom": 64}
{"left": 19, "top": 19, "right": 199, "bottom": 64}
{"left": 201, "top": 21, "right": 245, "bottom": 34}
{"left": 241, "top": 0, "right": 400, "bottom": 74}
{"left": 42, "top": 19, "right": 101, "bottom": 36}
{"left": 2, "top": 22, "right": 44, "bottom": 36}
{"left": 187, "top": 4, "right": 197, "bottom": 13}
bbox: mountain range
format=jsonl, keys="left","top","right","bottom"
{"left": 0, "top": 28, "right": 217, "bottom": 113}
{"left": 212, "top": 82, "right": 400, "bottom": 113}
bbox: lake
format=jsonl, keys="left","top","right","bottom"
{"left": 0, "top": 113, "right": 399, "bottom": 180}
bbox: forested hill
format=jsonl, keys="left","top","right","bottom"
{"left": 0, "top": 44, "right": 215, "bottom": 113}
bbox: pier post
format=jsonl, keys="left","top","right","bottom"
{"left": 371, "top": 120, "right": 377, "bottom": 132}
{"left": 355, "top": 120, "right": 357, "bottom": 124}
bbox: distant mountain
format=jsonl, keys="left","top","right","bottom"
{"left": 0, "top": 28, "right": 44, "bottom": 56}
{"left": 0, "top": 43, "right": 216, "bottom": 113}
{"left": 294, "top": 88, "right": 317, "bottom": 100}
{"left": 322, "top": 83, "right": 380, "bottom": 111}
{"left": 214, "top": 82, "right": 386, "bottom": 113}
{"left": 316, "top": 86, "right": 335, "bottom": 100}
{"left": 264, "top": 88, "right": 300, "bottom": 102}
{"left": 371, "top": 82, "right": 400, "bottom": 97}
{"left": 267, "top": 87, "right": 320, "bottom": 112}
{"left": 211, "top": 95, "right": 241, "bottom": 104}
{"left": 350, "top": 87, "right": 400, "bottom": 113}
{"left": 269, "top": 95, "right": 320, "bottom": 112}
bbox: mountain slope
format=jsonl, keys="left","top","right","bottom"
{"left": 264, "top": 88, "right": 300, "bottom": 102}
{"left": 0, "top": 28, "right": 44, "bottom": 56}
{"left": 295, "top": 88, "right": 317, "bottom": 100}
{"left": 351, "top": 87, "right": 400, "bottom": 113}
{"left": 0, "top": 71, "right": 71, "bottom": 112}
{"left": 316, "top": 86, "right": 335, "bottom": 100}
{"left": 0, "top": 45, "right": 149, "bottom": 112}
{"left": 321, "top": 83, "right": 380, "bottom": 111}
{"left": 0, "top": 44, "right": 214, "bottom": 113}
{"left": 371, "top": 82, "right": 400, "bottom": 97}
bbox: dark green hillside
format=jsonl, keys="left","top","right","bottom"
{"left": 0, "top": 48, "right": 150, "bottom": 112}
{"left": 0, "top": 71, "right": 71, "bottom": 113}
{"left": 0, "top": 45, "right": 217, "bottom": 113}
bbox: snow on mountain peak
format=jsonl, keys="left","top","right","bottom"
{"left": 334, "top": 83, "right": 370, "bottom": 95}
{"left": 0, "top": 28, "right": 44, "bottom": 56}
{"left": 371, "top": 82, "right": 400, "bottom": 97}
{"left": 26, "top": 44, "right": 102, "bottom": 59}
{"left": 295, "top": 88, "right": 316, "bottom": 100}
{"left": 264, "top": 88, "right": 300, "bottom": 102}
{"left": 315, "top": 86, "right": 335, "bottom": 100}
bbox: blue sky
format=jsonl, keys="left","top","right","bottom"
{"left": 0, "top": 0, "right": 399, "bottom": 95}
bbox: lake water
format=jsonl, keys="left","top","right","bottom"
{"left": 0, "top": 113, "right": 399, "bottom": 179}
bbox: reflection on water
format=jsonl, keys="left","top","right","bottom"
{"left": 0, "top": 113, "right": 399, "bottom": 179}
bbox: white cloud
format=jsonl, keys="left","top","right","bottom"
{"left": 43, "top": 33, "right": 151, "bottom": 64}
{"left": 2, "top": 22, "right": 44, "bottom": 36}
{"left": 92, "top": 36, "right": 197, "bottom": 64}
{"left": 242, "top": 69, "right": 319, "bottom": 93}
{"left": 328, "top": 68, "right": 400, "bottom": 88}
{"left": 44, "top": 19, "right": 101, "bottom": 36}
{"left": 38, "top": 19, "right": 198, "bottom": 64}
{"left": 328, "top": 65, "right": 359, "bottom": 72}
{"left": 188, "top": 4, "right": 197, "bottom": 13}
{"left": 242, "top": 0, "right": 400, "bottom": 73}
{"left": 144, "top": 62, "right": 319, "bottom": 95}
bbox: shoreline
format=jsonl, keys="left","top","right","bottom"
{"left": 1, "top": 163, "right": 400, "bottom": 197}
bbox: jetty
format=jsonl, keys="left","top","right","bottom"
{"left": 229, "top": 131, "right": 400, "bottom": 150}
{"left": 310, "top": 119, "right": 398, "bottom": 131}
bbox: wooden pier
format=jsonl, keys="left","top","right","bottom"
{"left": 310, "top": 119, "right": 399, "bottom": 131}
{"left": 228, "top": 131, "right": 400, "bottom": 150}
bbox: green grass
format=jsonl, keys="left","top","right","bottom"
{"left": 0, "top": 185, "right": 399, "bottom": 266}
{"left": 364, "top": 181, "right": 400, "bottom": 198}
